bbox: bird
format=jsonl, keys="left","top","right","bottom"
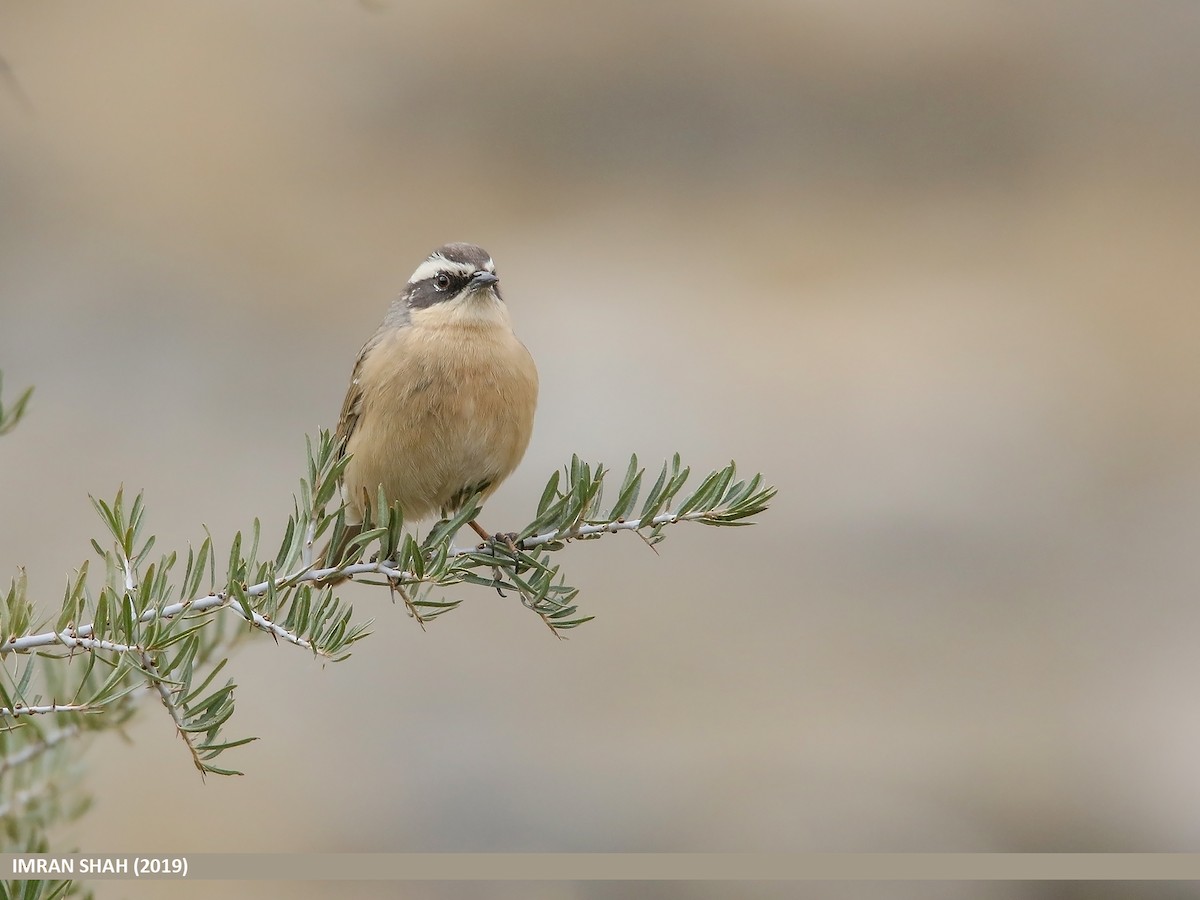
{"left": 327, "top": 242, "right": 538, "bottom": 566}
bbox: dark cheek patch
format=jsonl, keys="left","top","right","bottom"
{"left": 406, "top": 275, "right": 472, "bottom": 310}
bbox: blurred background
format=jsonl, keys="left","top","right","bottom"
{"left": 2, "top": 1, "right": 1199, "bottom": 898}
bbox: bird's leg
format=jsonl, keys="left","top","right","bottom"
{"left": 467, "top": 518, "right": 525, "bottom": 597}
{"left": 468, "top": 519, "right": 522, "bottom": 556}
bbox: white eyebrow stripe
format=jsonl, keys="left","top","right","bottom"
{"left": 407, "top": 257, "right": 475, "bottom": 284}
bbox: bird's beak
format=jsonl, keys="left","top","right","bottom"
{"left": 468, "top": 271, "right": 500, "bottom": 292}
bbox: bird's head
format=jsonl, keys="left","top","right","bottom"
{"left": 401, "top": 243, "right": 506, "bottom": 320}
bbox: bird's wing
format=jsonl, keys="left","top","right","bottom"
{"left": 334, "top": 332, "right": 382, "bottom": 461}
{"left": 325, "top": 334, "right": 383, "bottom": 566}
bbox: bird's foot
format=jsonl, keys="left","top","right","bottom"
{"left": 493, "top": 531, "right": 522, "bottom": 556}
{"left": 468, "top": 519, "right": 523, "bottom": 556}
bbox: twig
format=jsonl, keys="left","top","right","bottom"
{"left": 4, "top": 560, "right": 411, "bottom": 658}
{"left": 1, "top": 702, "right": 95, "bottom": 719}
{"left": 139, "top": 651, "right": 204, "bottom": 775}
{"left": 0, "top": 725, "right": 80, "bottom": 776}
{"left": 449, "top": 509, "right": 706, "bottom": 555}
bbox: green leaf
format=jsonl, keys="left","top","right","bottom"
{"left": 608, "top": 455, "right": 643, "bottom": 520}
{"left": 197, "top": 735, "right": 258, "bottom": 756}
{"left": 228, "top": 580, "right": 253, "bottom": 624}
{"left": 424, "top": 499, "right": 482, "bottom": 548}
{"left": 199, "top": 764, "right": 245, "bottom": 777}
{"left": 536, "top": 470, "right": 561, "bottom": 516}
{"left": 158, "top": 633, "right": 199, "bottom": 681}
{"left": 275, "top": 515, "right": 297, "bottom": 569}
{"left": 0, "top": 374, "right": 34, "bottom": 436}
{"left": 676, "top": 465, "right": 730, "bottom": 517}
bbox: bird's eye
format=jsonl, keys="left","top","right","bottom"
{"left": 434, "top": 273, "right": 452, "bottom": 291}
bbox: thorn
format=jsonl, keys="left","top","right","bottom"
{"left": 634, "top": 530, "right": 661, "bottom": 556}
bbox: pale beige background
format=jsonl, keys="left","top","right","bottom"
{"left": 2, "top": 2, "right": 1199, "bottom": 899}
